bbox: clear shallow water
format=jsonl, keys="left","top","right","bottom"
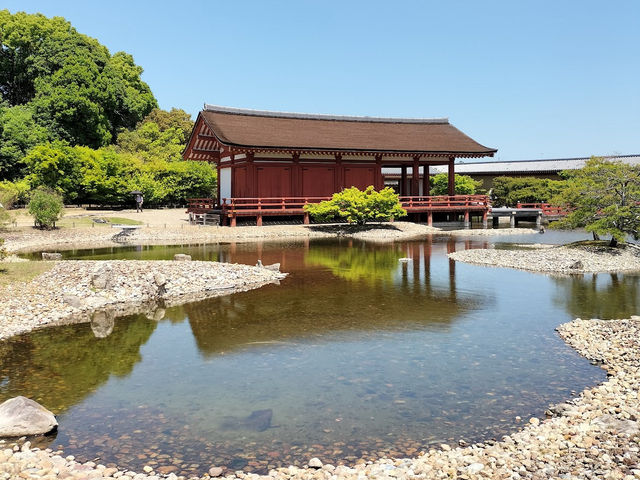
{"left": 4, "top": 232, "right": 637, "bottom": 476}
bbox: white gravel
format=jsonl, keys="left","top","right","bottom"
{"left": 0, "top": 259, "right": 285, "bottom": 340}
{"left": 449, "top": 244, "right": 640, "bottom": 274}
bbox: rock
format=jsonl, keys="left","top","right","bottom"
{"left": 209, "top": 466, "right": 224, "bottom": 477}
{"left": 41, "top": 252, "right": 62, "bottom": 260}
{"left": 308, "top": 458, "right": 323, "bottom": 469}
{"left": 0, "top": 396, "right": 58, "bottom": 436}
{"left": 173, "top": 254, "right": 192, "bottom": 261}
{"left": 91, "top": 266, "right": 113, "bottom": 289}
{"left": 569, "top": 260, "right": 584, "bottom": 269}
{"left": 63, "top": 294, "right": 85, "bottom": 309}
{"left": 152, "top": 308, "right": 166, "bottom": 322}
{"left": 143, "top": 465, "right": 153, "bottom": 473}
{"left": 221, "top": 409, "right": 273, "bottom": 432}
{"left": 156, "top": 465, "right": 178, "bottom": 474}
{"left": 529, "top": 417, "right": 540, "bottom": 426}
{"left": 153, "top": 273, "right": 167, "bottom": 286}
{"left": 398, "top": 258, "right": 411, "bottom": 263}
{"left": 90, "top": 309, "right": 115, "bottom": 338}
{"left": 467, "top": 463, "right": 484, "bottom": 474}
{"left": 264, "top": 263, "right": 280, "bottom": 272}
{"left": 256, "top": 260, "right": 263, "bottom": 267}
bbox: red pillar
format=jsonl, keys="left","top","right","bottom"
{"left": 335, "top": 153, "right": 343, "bottom": 192}
{"left": 412, "top": 156, "right": 420, "bottom": 196}
{"left": 375, "top": 155, "right": 383, "bottom": 190}
{"left": 215, "top": 161, "right": 221, "bottom": 206}
{"left": 447, "top": 156, "right": 455, "bottom": 196}
{"left": 400, "top": 165, "right": 407, "bottom": 196}
{"left": 292, "top": 153, "right": 301, "bottom": 196}
{"left": 422, "top": 163, "right": 430, "bottom": 197}
{"left": 247, "top": 152, "right": 256, "bottom": 197}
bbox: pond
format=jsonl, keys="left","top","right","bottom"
{"left": 3, "top": 231, "right": 636, "bottom": 476}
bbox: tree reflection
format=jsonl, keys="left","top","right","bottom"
{"left": 552, "top": 273, "right": 640, "bottom": 319}
{"left": 0, "top": 315, "right": 156, "bottom": 414}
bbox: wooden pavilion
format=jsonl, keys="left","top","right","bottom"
{"left": 182, "top": 105, "right": 497, "bottom": 226}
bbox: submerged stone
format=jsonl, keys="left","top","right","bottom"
{"left": 221, "top": 409, "right": 273, "bottom": 432}
{"left": 0, "top": 396, "right": 58, "bottom": 437}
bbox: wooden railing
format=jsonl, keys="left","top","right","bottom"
{"left": 517, "top": 202, "right": 568, "bottom": 216}
{"left": 188, "top": 195, "right": 492, "bottom": 226}
{"left": 187, "top": 198, "right": 218, "bottom": 213}
{"left": 400, "top": 195, "right": 490, "bottom": 210}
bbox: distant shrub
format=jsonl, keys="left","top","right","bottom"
{"left": 430, "top": 173, "right": 482, "bottom": 195}
{"left": 304, "top": 186, "right": 407, "bottom": 225}
{"left": 492, "top": 176, "right": 567, "bottom": 207}
{"left": 28, "top": 188, "right": 63, "bottom": 229}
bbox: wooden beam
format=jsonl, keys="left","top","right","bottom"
{"left": 400, "top": 165, "right": 407, "bottom": 196}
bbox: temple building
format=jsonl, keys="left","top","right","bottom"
{"left": 182, "top": 105, "right": 497, "bottom": 226}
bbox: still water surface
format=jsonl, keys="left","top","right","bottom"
{"left": 3, "top": 232, "right": 638, "bottom": 475}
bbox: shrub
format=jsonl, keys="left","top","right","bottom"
{"left": 430, "top": 173, "right": 482, "bottom": 196}
{"left": 304, "top": 186, "right": 407, "bottom": 225}
{"left": 28, "top": 188, "right": 63, "bottom": 229}
{"left": 492, "top": 176, "right": 567, "bottom": 207}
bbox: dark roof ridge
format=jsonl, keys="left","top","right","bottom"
{"left": 203, "top": 104, "right": 449, "bottom": 125}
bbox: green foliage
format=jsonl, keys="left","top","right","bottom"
{"left": 305, "top": 186, "right": 407, "bottom": 225}
{"left": 0, "top": 178, "right": 30, "bottom": 205}
{"left": 492, "top": 176, "right": 567, "bottom": 207}
{"left": 0, "top": 103, "right": 51, "bottom": 179}
{"left": 430, "top": 173, "right": 482, "bottom": 196}
{"left": 23, "top": 142, "right": 84, "bottom": 201}
{"left": 551, "top": 157, "right": 640, "bottom": 244}
{"left": 0, "top": 10, "right": 156, "bottom": 148}
{"left": 0, "top": 184, "right": 16, "bottom": 227}
{"left": 116, "top": 108, "right": 194, "bottom": 162}
{"left": 27, "top": 187, "right": 63, "bottom": 228}
{"left": 0, "top": 238, "right": 6, "bottom": 260}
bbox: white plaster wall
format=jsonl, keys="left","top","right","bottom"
{"left": 220, "top": 167, "right": 232, "bottom": 201}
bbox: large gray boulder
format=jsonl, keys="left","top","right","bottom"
{"left": 0, "top": 396, "right": 58, "bottom": 436}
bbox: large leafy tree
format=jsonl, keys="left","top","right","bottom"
{"left": 551, "top": 157, "right": 640, "bottom": 246}
{"left": 0, "top": 10, "right": 156, "bottom": 149}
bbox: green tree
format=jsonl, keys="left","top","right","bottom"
{"left": 0, "top": 103, "right": 51, "bottom": 179}
{"left": 492, "top": 176, "right": 567, "bottom": 207}
{"left": 551, "top": 157, "right": 640, "bottom": 246}
{"left": 28, "top": 187, "right": 63, "bottom": 228}
{"left": 304, "top": 186, "right": 407, "bottom": 225}
{"left": 23, "top": 142, "right": 84, "bottom": 202}
{"left": 0, "top": 10, "right": 156, "bottom": 148}
{"left": 430, "top": 173, "right": 482, "bottom": 196}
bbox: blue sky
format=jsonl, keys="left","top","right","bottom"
{"left": 4, "top": 1, "right": 639, "bottom": 161}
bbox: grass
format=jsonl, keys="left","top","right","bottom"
{"left": 0, "top": 261, "right": 54, "bottom": 287}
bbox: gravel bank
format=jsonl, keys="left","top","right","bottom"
{"left": 0, "top": 259, "right": 285, "bottom": 340}
{"left": 449, "top": 244, "right": 640, "bottom": 274}
{"left": 2, "top": 316, "right": 638, "bottom": 479}
{"left": 2, "top": 222, "right": 539, "bottom": 254}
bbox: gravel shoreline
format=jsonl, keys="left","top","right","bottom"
{"left": 2, "top": 316, "right": 638, "bottom": 479}
{"left": 0, "top": 259, "right": 285, "bottom": 340}
{"left": 1, "top": 223, "right": 537, "bottom": 254}
{"left": 449, "top": 244, "right": 640, "bottom": 274}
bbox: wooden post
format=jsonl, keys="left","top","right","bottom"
{"left": 335, "top": 153, "right": 343, "bottom": 191}
{"left": 215, "top": 161, "right": 221, "bottom": 206}
{"left": 464, "top": 210, "right": 470, "bottom": 229}
{"left": 412, "top": 156, "right": 420, "bottom": 196}
{"left": 422, "top": 164, "right": 430, "bottom": 196}
{"left": 448, "top": 156, "right": 455, "bottom": 196}
{"left": 400, "top": 165, "right": 407, "bottom": 196}
{"left": 482, "top": 210, "right": 488, "bottom": 229}
{"left": 427, "top": 211, "right": 433, "bottom": 226}
{"left": 247, "top": 151, "right": 256, "bottom": 197}
{"left": 375, "top": 155, "right": 383, "bottom": 190}
{"left": 292, "top": 153, "right": 301, "bottom": 196}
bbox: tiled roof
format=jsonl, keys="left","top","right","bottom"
{"left": 195, "top": 104, "right": 496, "bottom": 157}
